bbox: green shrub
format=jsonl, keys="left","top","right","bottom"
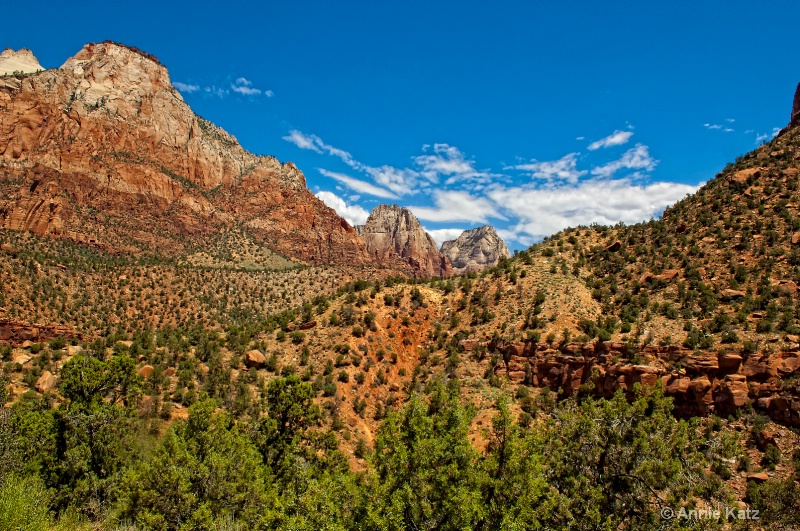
{"left": 0, "top": 474, "right": 51, "bottom": 531}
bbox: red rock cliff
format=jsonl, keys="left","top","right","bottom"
{"left": 0, "top": 41, "right": 369, "bottom": 265}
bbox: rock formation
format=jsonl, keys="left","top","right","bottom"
{"left": 440, "top": 225, "right": 510, "bottom": 274}
{"left": 792, "top": 81, "right": 800, "bottom": 125}
{"left": 481, "top": 337, "right": 800, "bottom": 427}
{"left": 356, "top": 204, "right": 452, "bottom": 278}
{"left": 0, "top": 48, "right": 43, "bottom": 75}
{"left": 0, "top": 41, "right": 369, "bottom": 266}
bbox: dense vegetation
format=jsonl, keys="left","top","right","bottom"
{"left": 4, "top": 359, "right": 798, "bottom": 530}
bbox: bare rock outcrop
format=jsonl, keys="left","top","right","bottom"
{"left": 483, "top": 337, "right": 800, "bottom": 427}
{"left": 792, "top": 81, "right": 800, "bottom": 125}
{"left": 0, "top": 41, "right": 369, "bottom": 266}
{"left": 0, "top": 48, "right": 43, "bottom": 75}
{"left": 440, "top": 225, "right": 510, "bottom": 274}
{"left": 356, "top": 204, "right": 452, "bottom": 278}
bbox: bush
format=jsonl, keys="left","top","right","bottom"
{"left": 0, "top": 474, "right": 51, "bottom": 531}
{"left": 763, "top": 444, "right": 782, "bottom": 469}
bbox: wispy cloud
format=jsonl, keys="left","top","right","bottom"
{"left": 755, "top": 127, "right": 781, "bottom": 144}
{"left": 286, "top": 131, "right": 492, "bottom": 197}
{"left": 364, "top": 166, "right": 420, "bottom": 196}
{"left": 414, "top": 144, "right": 496, "bottom": 186}
{"left": 173, "top": 82, "right": 200, "bottom": 93}
{"left": 409, "top": 190, "right": 505, "bottom": 223}
{"left": 174, "top": 77, "right": 272, "bottom": 98}
{"left": 704, "top": 122, "right": 734, "bottom": 132}
{"left": 510, "top": 153, "right": 587, "bottom": 184}
{"left": 591, "top": 144, "right": 657, "bottom": 178}
{"left": 316, "top": 190, "right": 370, "bottom": 226}
{"left": 283, "top": 130, "right": 362, "bottom": 168}
{"left": 587, "top": 130, "right": 633, "bottom": 151}
{"left": 230, "top": 77, "right": 273, "bottom": 97}
{"left": 318, "top": 169, "right": 399, "bottom": 199}
{"left": 204, "top": 86, "right": 229, "bottom": 98}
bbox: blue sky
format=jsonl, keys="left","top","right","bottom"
{"left": 5, "top": 1, "right": 799, "bottom": 249}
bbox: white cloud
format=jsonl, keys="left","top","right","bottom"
{"left": 755, "top": 127, "right": 781, "bottom": 144}
{"left": 173, "top": 82, "right": 200, "bottom": 93}
{"left": 726, "top": 118, "right": 735, "bottom": 123}
{"left": 231, "top": 78, "right": 262, "bottom": 95}
{"left": 723, "top": 128, "right": 735, "bottom": 133}
{"left": 511, "top": 152, "right": 587, "bottom": 184}
{"left": 591, "top": 144, "right": 657, "bottom": 178}
{"left": 409, "top": 190, "right": 505, "bottom": 223}
{"left": 704, "top": 123, "right": 722, "bottom": 130}
{"left": 488, "top": 178, "right": 697, "bottom": 245}
{"left": 576, "top": 136, "right": 585, "bottom": 140}
{"left": 587, "top": 130, "right": 634, "bottom": 150}
{"left": 318, "top": 169, "right": 399, "bottom": 199}
{"left": 283, "top": 130, "right": 362, "bottom": 168}
{"left": 230, "top": 77, "right": 272, "bottom": 96}
{"left": 283, "top": 130, "right": 323, "bottom": 153}
{"left": 365, "top": 165, "right": 420, "bottom": 196}
{"left": 413, "top": 143, "right": 494, "bottom": 186}
{"left": 284, "top": 132, "right": 499, "bottom": 196}
{"left": 316, "top": 191, "right": 370, "bottom": 227}
{"left": 426, "top": 228, "right": 466, "bottom": 248}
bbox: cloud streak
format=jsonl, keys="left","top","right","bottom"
{"left": 510, "top": 153, "right": 587, "bottom": 184}
{"left": 587, "top": 130, "right": 633, "bottom": 150}
{"left": 173, "top": 82, "right": 200, "bottom": 93}
{"left": 318, "top": 169, "right": 399, "bottom": 199}
{"left": 591, "top": 144, "right": 657, "bottom": 178}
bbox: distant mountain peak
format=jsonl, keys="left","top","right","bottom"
{"left": 441, "top": 225, "right": 510, "bottom": 274}
{"left": 356, "top": 204, "right": 452, "bottom": 278}
{"left": 0, "top": 47, "right": 43, "bottom": 75}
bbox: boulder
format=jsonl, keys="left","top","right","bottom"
{"left": 245, "top": 349, "right": 267, "bottom": 368}
{"left": 754, "top": 427, "right": 778, "bottom": 452}
{"left": 721, "top": 289, "right": 746, "bottom": 300}
{"left": 138, "top": 365, "right": 154, "bottom": 378}
{"left": 35, "top": 371, "right": 57, "bottom": 393}
{"left": 746, "top": 472, "right": 769, "bottom": 483}
{"left": 11, "top": 350, "right": 31, "bottom": 365}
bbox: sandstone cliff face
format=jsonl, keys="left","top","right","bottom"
{"left": 356, "top": 204, "right": 452, "bottom": 278}
{"left": 0, "top": 48, "right": 43, "bottom": 75}
{"left": 440, "top": 225, "right": 510, "bottom": 274}
{"left": 792, "top": 81, "right": 800, "bottom": 125}
{"left": 0, "top": 41, "right": 369, "bottom": 265}
{"left": 482, "top": 337, "right": 800, "bottom": 427}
